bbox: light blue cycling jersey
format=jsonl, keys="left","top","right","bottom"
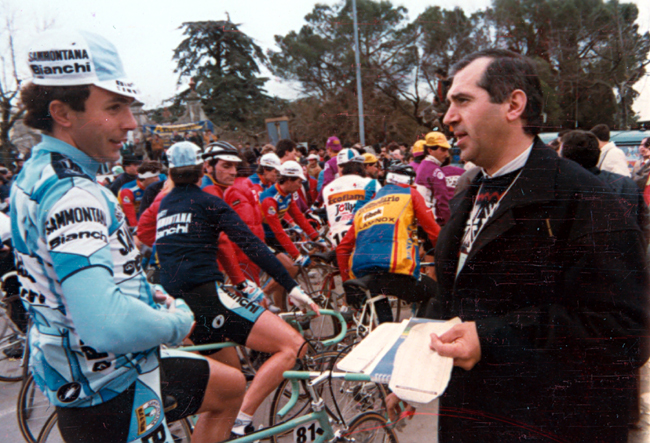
{"left": 10, "top": 135, "right": 193, "bottom": 409}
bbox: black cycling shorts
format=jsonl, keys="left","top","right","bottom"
{"left": 55, "top": 350, "right": 209, "bottom": 443}
{"left": 176, "top": 281, "right": 265, "bottom": 353}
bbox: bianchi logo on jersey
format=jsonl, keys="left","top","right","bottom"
{"left": 156, "top": 212, "right": 193, "bottom": 239}
{"left": 57, "top": 382, "right": 81, "bottom": 403}
{"left": 136, "top": 399, "right": 161, "bottom": 435}
{"left": 49, "top": 230, "right": 108, "bottom": 250}
{"left": 267, "top": 206, "right": 276, "bottom": 216}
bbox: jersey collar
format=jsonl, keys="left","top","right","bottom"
{"left": 35, "top": 134, "right": 101, "bottom": 179}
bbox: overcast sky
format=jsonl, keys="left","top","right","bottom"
{"left": 6, "top": 0, "right": 650, "bottom": 120}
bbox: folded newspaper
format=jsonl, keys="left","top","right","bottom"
{"left": 337, "top": 317, "right": 461, "bottom": 404}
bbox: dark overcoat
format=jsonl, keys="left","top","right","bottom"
{"left": 435, "top": 138, "right": 650, "bottom": 442}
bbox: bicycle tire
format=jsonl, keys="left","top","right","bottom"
{"left": 0, "top": 313, "right": 25, "bottom": 381}
{"left": 269, "top": 351, "right": 388, "bottom": 443}
{"left": 342, "top": 411, "right": 398, "bottom": 443}
{"left": 18, "top": 373, "right": 54, "bottom": 443}
{"left": 36, "top": 412, "right": 193, "bottom": 443}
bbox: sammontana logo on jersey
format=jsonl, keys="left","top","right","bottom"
{"left": 156, "top": 212, "right": 193, "bottom": 238}
{"left": 45, "top": 207, "right": 107, "bottom": 235}
{"left": 29, "top": 48, "right": 92, "bottom": 77}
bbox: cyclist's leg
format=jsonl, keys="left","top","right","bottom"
{"left": 240, "top": 310, "right": 306, "bottom": 416}
{"left": 189, "top": 358, "right": 246, "bottom": 443}
{"left": 160, "top": 349, "right": 245, "bottom": 443}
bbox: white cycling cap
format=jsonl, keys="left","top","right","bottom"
{"left": 336, "top": 148, "right": 362, "bottom": 165}
{"left": 27, "top": 29, "right": 140, "bottom": 101}
{"left": 279, "top": 161, "right": 306, "bottom": 181}
{"left": 260, "top": 153, "right": 282, "bottom": 170}
{"left": 167, "top": 142, "right": 203, "bottom": 168}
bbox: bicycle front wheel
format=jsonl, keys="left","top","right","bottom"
{"left": 36, "top": 412, "right": 193, "bottom": 443}
{"left": 18, "top": 374, "right": 54, "bottom": 443}
{"left": 0, "top": 315, "right": 25, "bottom": 381}
{"left": 342, "top": 411, "right": 398, "bottom": 443}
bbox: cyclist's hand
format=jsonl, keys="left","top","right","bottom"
{"left": 288, "top": 286, "right": 320, "bottom": 316}
{"left": 152, "top": 284, "right": 173, "bottom": 309}
{"left": 236, "top": 280, "right": 265, "bottom": 304}
{"left": 294, "top": 254, "right": 311, "bottom": 268}
{"left": 314, "top": 238, "right": 329, "bottom": 249}
{"left": 386, "top": 393, "right": 415, "bottom": 423}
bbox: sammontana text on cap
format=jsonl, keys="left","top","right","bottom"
{"left": 337, "top": 148, "right": 363, "bottom": 165}
{"left": 424, "top": 132, "right": 451, "bottom": 149}
{"left": 167, "top": 142, "right": 203, "bottom": 168}
{"left": 259, "top": 153, "right": 282, "bottom": 170}
{"left": 279, "top": 161, "right": 307, "bottom": 181}
{"left": 27, "top": 29, "right": 140, "bottom": 100}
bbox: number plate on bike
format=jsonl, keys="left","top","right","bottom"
{"left": 293, "top": 420, "right": 323, "bottom": 443}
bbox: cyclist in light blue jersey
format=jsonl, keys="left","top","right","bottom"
{"left": 12, "top": 29, "right": 244, "bottom": 443}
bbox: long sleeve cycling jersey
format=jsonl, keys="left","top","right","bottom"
{"left": 10, "top": 135, "right": 194, "bottom": 408}
{"left": 414, "top": 156, "right": 451, "bottom": 226}
{"left": 155, "top": 184, "right": 297, "bottom": 295}
{"left": 322, "top": 174, "right": 381, "bottom": 246}
{"left": 337, "top": 184, "right": 440, "bottom": 281}
{"left": 260, "top": 184, "right": 319, "bottom": 258}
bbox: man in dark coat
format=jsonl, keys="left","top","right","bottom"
{"left": 422, "top": 49, "right": 649, "bottom": 442}
{"left": 560, "top": 129, "right": 650, "bottom": 246}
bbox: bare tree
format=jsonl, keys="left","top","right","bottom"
{"left": 0, "top": 0, "right": 57, "bottom": 166}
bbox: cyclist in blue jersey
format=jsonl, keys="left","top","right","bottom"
{"left": 12, "top": 30, "right": 245, "bottom": 443}
{"left": 155, "top": 142, "right": 319, "bottom": 437}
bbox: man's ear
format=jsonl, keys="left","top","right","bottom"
{"left": 506, "top": 89, "right": 527, "bottom": 123}
{"left": 48, "top": 100, "right": 75, "bottom": 128}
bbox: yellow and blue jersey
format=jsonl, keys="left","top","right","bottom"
{"left": 350, "top": 185, "right": 421, "bottom": 278}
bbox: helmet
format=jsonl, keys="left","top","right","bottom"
{"left": 279, "top": 161, "right": 306, "bottom": 181}
{"left": 385, "top": 164, "right": 416, "bottom": 185}
{"left": 203, "top": 141, "right": 241, "bottom": 162}
{"left": 167, "top": 142, "right": 203, "bottom": 168}
{"left": 259, "top": 153, "right": 282, "bottom": 170}
{"left": 336, "top": 148, "right": 363, "bottom": 165}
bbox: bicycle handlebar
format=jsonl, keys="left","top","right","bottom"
{"left": 279, "top": 309, "right": 347, "bottom": 348}
{"left": 277, "top": 370, "right": 372, "bottom": 417}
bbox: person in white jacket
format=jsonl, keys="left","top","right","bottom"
{"left": 591, "top": 123, "right": 630, "bottom": 177}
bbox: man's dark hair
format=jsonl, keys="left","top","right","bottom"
{"left": 590, "top": 124, "right": 610, "bottom": 142}
{"left": 276, "top": 139, "right": 296, "bottom": 159}
{"left": 170, "top": 165, "right": 203, "bottom": 185}
{"left": 122, "top": 156, "right": 141, "bottom": 167}
{"left": 449, "top": 49, "right": 544, "bottom": 136}
{"left": 340, "top": 162, "right": 365, "bottom": 176}
{"left": 21, "top": 82, "right": 91, "bottom": 133}
{"left": 387, "top": 141, "right": 400, "bottom": 152}
{"left": 278, "top": 175, "right": 301, "bottom": 185}
{"left": 560, "top": 130, "right": 600, "bottom": 169}
{"left": 137, "top": 161, "right": 162, "bottom": 175}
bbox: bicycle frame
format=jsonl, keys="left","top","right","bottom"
{"left": 224, "top": 371, "right": 372, "bottom": 443}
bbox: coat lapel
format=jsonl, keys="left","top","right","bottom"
{"left": 452, "top": 138, "right": 559, "bottom": 272}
